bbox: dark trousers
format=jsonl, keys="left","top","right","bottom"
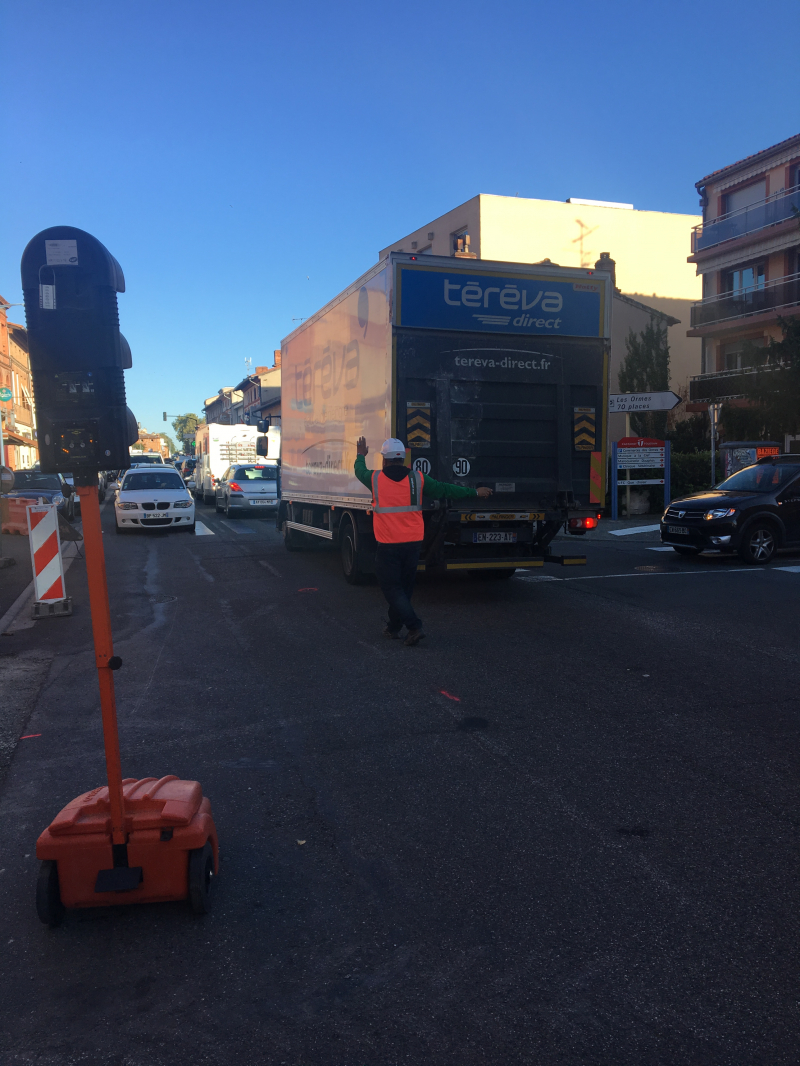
{"left": 374, "top": 541, "right": 423, "bottom": 632}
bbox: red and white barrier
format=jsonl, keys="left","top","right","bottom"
{"left": 27, "top": 504, "right": 67, "bottom": 603}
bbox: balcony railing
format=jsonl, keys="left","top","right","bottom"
{"left": 691, "top": 184, "right": 800, "bottom": 253}
{"left": 688, "top": 365, "right": 779, "bottom": 404}
{"left": 690, "top": 272, "right": 800, "bottom": 328}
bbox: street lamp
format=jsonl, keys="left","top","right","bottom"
{"left": 708, "top": 403, "right": 723, "bottom": 486}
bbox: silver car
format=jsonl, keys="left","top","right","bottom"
{"left": 214, "top": 463, "right": 279, "bottom": 517}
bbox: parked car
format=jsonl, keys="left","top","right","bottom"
{"left": 214, "top": 463, "right": 279, "bottom": 517}
{"left": 115, "top": 467, "right": 195, "bottom": 533}
{"left": 5, "top": 471, "right": 76, "bottom": 519}
{"left": 179, "top": 458, "right": 197, "bottom": 482}
{"left": 660, "top": 455, "right": 800, "bottom": 564}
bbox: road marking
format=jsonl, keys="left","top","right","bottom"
{"left": 517, "top": 568, "right": 768, "bottom": 584}
{"left": 775, "top": 566, "right": 800, "bottom": 573}
{"left": 258, "top": 560, "right": 282, "bottom": 577}
{"left": 514, "top": 574, "right": 560, "bottom": 582}
{"left": 648, "top": 546, "right": 677, "bottom": 552}
{"left": 194, "top": 522, "right": 215, "bottom": 536}
{"left": 220, "top": 520, "right": 254, "bottom": 535}
{"left": 609, "top": 524, "right": 661, "bottom": 536}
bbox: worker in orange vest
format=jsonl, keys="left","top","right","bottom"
{"left": 355, "top": 437, "right": 492, "bottom": 645}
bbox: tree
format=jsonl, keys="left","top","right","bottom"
{"left": 171, "top": 413, "right": 205, "bottom": 451}
{"left": 159, "top": 432, "right": 176, "bottom": 455}
{"left": 737, "top": 316, "right": 800, "bottom": 439}
{"left": 618, "top": 317, "right": 670, "bottom": 437}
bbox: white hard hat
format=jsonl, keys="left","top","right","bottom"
{"left": 380, "top": 438, "right": 406, "bottom": 459}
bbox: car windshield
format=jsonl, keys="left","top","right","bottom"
{"left": 717, "top": 464, "right": 800, "bottom": 492}
{"left": 12, "top": 472, "right": 62, "bottom": 490}
{"left": 122, "top": 472, "right": 184, "bottom": 490}
{"left": 235, "top": 466, "right": 277, "bottom": 480}
{"left": 129, "top": 456, "right": 163, "bottom": 465}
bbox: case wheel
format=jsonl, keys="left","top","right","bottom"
{"left": 188, "top": 841, "right": 216, "bottom": 914}
{"left": 36, "top": 860, "right": 65, "bottom": 927}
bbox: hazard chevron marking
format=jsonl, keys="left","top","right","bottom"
{"left": 407, "top": 414, "right": 430, "bottom": 428}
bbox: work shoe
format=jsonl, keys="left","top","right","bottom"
{"left": 383, "top": 626, "right": 401, "bottom": 639}
{"left": 403, "top": 629, "right": 425, "bottom": 646}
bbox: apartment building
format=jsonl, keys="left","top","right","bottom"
{"left": 204, "top": 386, "right": 243, "bottom": 425}
{"left": 687, "top": 132, "right": 800, "bottom": 433}
{"left": 234, "top": 354, "right": 282, "bottom": 427}
{"left": 0, "top": 296, "right": 37, "bottom": 469}
{"left": 381, "top": 194, "right": 701, "bottom": 441}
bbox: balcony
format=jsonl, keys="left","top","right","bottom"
{"left": 688, "top": 364, "right": 780, "bottom": 403}
{"left": 690, "top": 272, "right": 800, "bottom": 328}
{"left": 691, "top": 184, "right": 800, "bottom": 253}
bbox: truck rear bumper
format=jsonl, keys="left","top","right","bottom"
{"left": 419, "top": 558, "right": 544, "bottom": 572}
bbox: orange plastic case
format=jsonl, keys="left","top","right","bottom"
{"left": 36, "top": 776, "right": 219, "bottom": 909}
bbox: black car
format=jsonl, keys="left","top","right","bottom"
{"left": 6, "top": 471, "right": 77, "bottom": 519}
{"left": 661, "top": 456, "right": 800, "bottom": 564}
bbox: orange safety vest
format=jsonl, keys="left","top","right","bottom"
{"left": 370, "top": 469, "right": 425, "bottom": 543}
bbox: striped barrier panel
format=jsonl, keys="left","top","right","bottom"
{"left": 27, "top": 504, "right": 68, "bottom": 605}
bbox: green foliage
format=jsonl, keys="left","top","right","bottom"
{"left": 171, "top": 413, "right": 205, "bottom": 449}
{"left": 666, "top": 414, "right": 710, "bottom": 453}
{"left": 670, "top": 451, "right": 721, "bottom": 497}
{"left": 618, "top": 318, "right": 670, "bottom": 438}
{"left": 737, "top": 316, "right": 800, "bottom": 438}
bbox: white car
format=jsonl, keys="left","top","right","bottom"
{"left": 115, "top": 467, "right": 195, "bottom": 533}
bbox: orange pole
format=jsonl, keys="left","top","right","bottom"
{"left": 76, "top": 484, "right": 126, "bottom": 846}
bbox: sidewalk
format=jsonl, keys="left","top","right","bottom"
{"left": 0, "top": 532, "right": 33, "bottom": 617}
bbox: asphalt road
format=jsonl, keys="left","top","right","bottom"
{"left": 1, "top": 501, "right": 799, "bottom": 1065}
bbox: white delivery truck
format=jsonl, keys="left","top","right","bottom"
{"left": 193, "top": 424, "right": 259, "bottom": 503}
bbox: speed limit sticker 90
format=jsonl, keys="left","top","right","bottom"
{"left": 453, "top": 458, "right": 471, "bottom": 476}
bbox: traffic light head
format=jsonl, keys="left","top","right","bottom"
{"left": 21, "top": 226, "right": 137, "bottom": 477}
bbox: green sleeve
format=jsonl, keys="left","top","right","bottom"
{"left": 354, "top": 454, "right": 373, "bottom": 490}
{"left": 421, "top": 474, "right": 478, "bottom": 500}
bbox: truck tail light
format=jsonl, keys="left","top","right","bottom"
{"left": 569, "top": 516, "right": 598, "bottom": 531}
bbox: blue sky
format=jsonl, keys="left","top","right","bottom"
{"left": 3, "top": 0, "right": 799, "bottom": 441}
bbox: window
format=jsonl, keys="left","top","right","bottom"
{"left": 234, "top": 466, "right": 278, "bottom": 480}
{"left": 722, "top": 262, "right": 765, "bottom": 294}
{"left": 790, "top": 164, "right": 800, "bottom": 189}
{"left": 451, "top": 228, "right": 470, "bottom": 255}
{"left": 723, "top": 180, "right": 766, "bottom": 216}
{"left": 122, "top": 472, "right": 184, "bottom": 490}
{"left": 721, "top": 336, "right": 766, "bottom": 371}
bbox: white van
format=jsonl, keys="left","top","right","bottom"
{"left": 194, "top": 424, "right": 259, "bottom": 503}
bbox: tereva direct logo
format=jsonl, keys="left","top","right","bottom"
{"left": 443, "top": 278, "right": 563, "bottom": 329}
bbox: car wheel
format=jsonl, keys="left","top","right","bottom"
{"left": 36, "top": 860, "right": 65, "bottom": 927}
{"left": 188, "top": 841, "right": 216, "bottom": 915}
{"left": 738, "top": 522, "right": 778, "bottom": 564}
{"left": 224, "top": 499, "right": 232, "bottom": 518}
{"left": 115, "top": 522, "right": 126, "bottom": 534}
{"left": 672, "top": 546, "right": 701, "bottom": 556}
{"left": 214, "top": 495, "right": 222, "bottom": 513}
{"left": 186, "top": 521, "right": 196, "bottom": 533}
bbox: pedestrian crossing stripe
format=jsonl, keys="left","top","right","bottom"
{"left": 407, "top": 401, "right": 431, "bottom": 449}
{"left": 573, "top": 406, "right": 596, "bottom": 451}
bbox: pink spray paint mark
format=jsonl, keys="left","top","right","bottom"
{"left": 440, "top": 691, "right": 461, "bottom": 702}
{"left": 20, "top": 734, "right": 42, "bottom": 739}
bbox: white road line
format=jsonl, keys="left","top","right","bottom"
{"left": 648, "top": 546, "right": 676, "bottom": 552}
{"left": 258, "top": 560, "right": 282, "bottom": 577}
{"left": 517, "top": 567, "right": 770, "bottom": 584}
{"left": 775, "top": 566, "right": 800, "bottom": 573}
{"left": 609, "top": 524, "right": 661, "bottom": 536}
{"left": 194, "top": 522, "right": 215, "bottom": 536}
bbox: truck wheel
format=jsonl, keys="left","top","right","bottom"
{"left": 340, "top": 518, "right": 368, "bottom": 584}
{"left": 738, "top": 522, "right": 778, "bottom": 564}
{"left": 188, "top": 841, "right": 216, "bottom": 915}
{"left": 283, "top": 522, "right": 303, "bottom": 551}
{"left": 36, "top": 860, "right": 65, "bottom": 927}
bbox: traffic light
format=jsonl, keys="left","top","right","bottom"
{"left": 20, "top": 226, "right": 138, "bottom": 478}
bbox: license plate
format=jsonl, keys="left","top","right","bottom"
{"left": 250, "top": 500, "right": 273, "bottom": 506}
{"left": 144, "top": 512, "right": 167, "bottom": 519}
{"left": 668, "top": 525, "right": 689, "bottom": 535}
{"left": 473, "top": 531, "right": 517, "bottom": 543}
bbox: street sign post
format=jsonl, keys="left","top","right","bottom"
{"left": 611, "top": 437, "right": 671, "bottom": 520}
{"left": 609, "top": 392, "right": 682, "bottom": 413}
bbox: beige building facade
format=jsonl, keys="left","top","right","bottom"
{"left": 380, "top": 194, "right": 702, "bottom": 422}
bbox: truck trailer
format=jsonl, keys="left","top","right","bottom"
{"left": 278, "top": 252, "right": 611, "bottom": 582}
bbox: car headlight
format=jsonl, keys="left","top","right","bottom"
{"left": 173, "top": 500, "right": 192, "bottom": 509}
{"left": 52, "top": 493, "right": 65, "bottom": 506}
{"left": 117, "top": 501, "right": 139, "bottom": 510}
{"left": 704, "top": 508, "right": 737, "bottom": 521}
